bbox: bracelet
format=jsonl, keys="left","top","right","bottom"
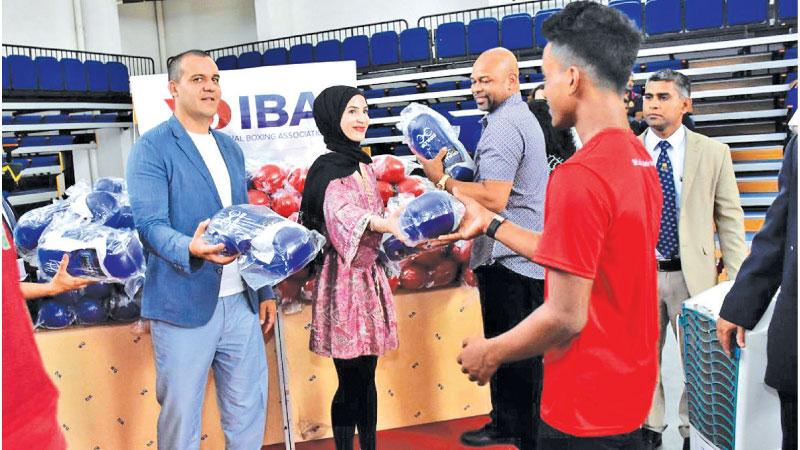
{"left": 485, "top": 215, "right": 506, "bottom": 239}
{"left": 436, "top": 174, "right": 451, "bottom": 190}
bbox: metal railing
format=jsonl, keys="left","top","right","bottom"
{"left": 417, "top": 0, "right": 595, "bottom": 31}
{"left": 2, "top": 44, "right": 156, "bottom": 76}
{"left": 206, "top": 19, "right": 409, "bottom": 60}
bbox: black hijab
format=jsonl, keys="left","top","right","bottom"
{"left": 299, "top": 85, "right": 372, "bottom": 234}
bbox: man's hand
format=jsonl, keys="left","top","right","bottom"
{"left": 416, "top": 148, "right": 447, "bottom": 184}
{"left": 457, "top": 336, "right": 500, "bottom": 386}
{"left": 259, "top": 299, "right": 277, "bottom": 335}
{"left": 431, "top": 187, "right": 494, "bottom": 244}
{"left": 189, "top": 219, "right": 237, "bottom": 265}
{"left": 47, "top": 255, "right": 96, "bottom": 296}
{"left": 716, "top": 317, "right": 746, "bottom": 358}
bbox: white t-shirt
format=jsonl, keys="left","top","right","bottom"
{"left": 188, "top": 131, "right": 245, "bottom": 297}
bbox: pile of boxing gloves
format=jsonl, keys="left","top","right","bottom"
{"left": 12, "top": 177, "right": 146, "bottom": 329}
{"left": 202, "top": 204, "right": 326, "bottom": 292}
{"left": 380, "top": 190, "right": 477, "bottom": 292}
{"left": 247, "top": 164, "right": 307, "bottom": 220}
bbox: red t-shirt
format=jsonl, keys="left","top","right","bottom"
{"left": 532, "top": 128, "right": 662, "bottom": 437}
{"left": 2, "top": 225, "right": 66, "bottom": 449}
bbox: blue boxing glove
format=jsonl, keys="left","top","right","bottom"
{"left": 74, "top": 297, "right": 108, "bottom": 325}
{"left": 204, "top": 204, "right": 281, "bottom": 256}
{"left": 398, "top": 103, "right": 477, "bottom": 181}
{"left": 239, "top": 218, "right": 326, "bottom": 291}
{"left": 36, "top": 299, "right": 75, "bottom": 329}
{"left": 93, "top": 177, "right": 126, "bottom": 194}
{"left": 83, "top": 282, "right": 114, "bottom": 300}
{"left": 13, "top": 201, "right": 70, "bottom": 263}
{"left": 398, "top": 191, "right": 465, "bottom": 245}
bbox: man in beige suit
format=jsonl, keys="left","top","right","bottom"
{"left": 638, "top": 69, "right": 747, "bottom": 450}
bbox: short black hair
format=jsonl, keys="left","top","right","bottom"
{"left": 542, "top": 1, "right": 643, "bottom": 93}
{"left": 167, "top": 49, "right": 213, "bottom": 82}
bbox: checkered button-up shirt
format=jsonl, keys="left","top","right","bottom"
{"left": 469, "top": 93, "right": 549, "bottom": 280}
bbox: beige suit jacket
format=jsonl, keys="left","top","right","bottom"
{"left": 639, "top": 128, "right": 747, "bottom": 296}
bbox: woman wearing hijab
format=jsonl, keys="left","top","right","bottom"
{"left": 300, "top": 85, "right": 405, "bottom": 450}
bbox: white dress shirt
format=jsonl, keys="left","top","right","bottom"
{"left": 645, "top": 124, "right": 686, "bottom": 213}
{"left": 188, "top": 131, "right": 245, "bottom": 297}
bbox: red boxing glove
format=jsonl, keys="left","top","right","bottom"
{"left": 252, "top": 164, "right": 287, "bottom": 194}
{"left": 372, "top": 155, "right": 406, "bottom": 184}
{"left": 288, "top": 167, "right": 308, "bottom": 194}
{"left": 248, "top": 189, "right": 271, "bottom": 207}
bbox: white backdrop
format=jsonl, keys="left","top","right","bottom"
{"left": 130, "top": 60, "right": 357, "bottom": 170}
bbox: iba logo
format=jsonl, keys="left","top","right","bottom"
{"left": 164, "top": 98, "right": 232, "bottom": 130}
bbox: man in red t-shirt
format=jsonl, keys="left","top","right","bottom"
{"left": 441, "top": 3, "right": 661, "bottom": 449}
{"left": 2, "top": 223, "right": 95, "bottom": 449}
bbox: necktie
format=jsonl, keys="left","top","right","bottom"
{"left": 656, "top": 140, "right": 679, "bottom": 259}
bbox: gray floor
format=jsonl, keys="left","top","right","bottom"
{"left": 661, "top": 328, "right": 686, "bottom": 450}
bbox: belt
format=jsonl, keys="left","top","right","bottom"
{"left": 657, "top": 258, "right": 682, "bottom": 272}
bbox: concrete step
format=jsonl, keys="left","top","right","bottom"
{"left": 731, "top": 146, "right": 784, "bottom": 161}
{"left": 693, "top": 99, "right": 775, "bottom": 115}
{"left": 689, "top": 53, "right": 773, "bottom": 69}
{"left": 697, "top": 121, "right": 777, "bottom": 137}
{"left": 693, "top": 76, "right": 774, "bottom": 92}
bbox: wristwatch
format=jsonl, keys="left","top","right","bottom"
{"left": 485, "top": 214, "right": 506, "bottom": 239}
{"left": 436, "top": 174, "right": 451, "bottom": 190}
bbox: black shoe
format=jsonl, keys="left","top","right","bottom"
{"left": 683, "top": 437, "right": 690, "bottom": 450}
{"left": 460, "top": 423, "right": 521, "bottom": 448}
{"left": 640, "top": 428, "right": 663, "bottom": 450}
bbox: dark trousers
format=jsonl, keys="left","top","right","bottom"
{"left": 780, "top": 390, "right": 797, "bottom": 450}
{"left": 537, "top": 421, "right": 643, "bottom": 450}
{"left": 331, "top": 355, "right": 378, "bottom": 450}
{"left": 475, "top": 263, "right": 545, "bottom": 450}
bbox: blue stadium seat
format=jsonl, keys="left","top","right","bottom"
{"left": 371, "top": 31, "right": 400, "bottom": 66}
{"left": 645, "top": 0, "right": 682, "bottom": 35}
{"left": 363, "top": 88, "right": 385, "bottom": 99}
{"left": 427, "top": 81, "right": 458, "bottom": 92}
{"left": 215, "top": 55, "right": 238, "bottom": 70}
{"left": 35, "top": 57, "right": 64, "bottom": 91}
{"left": 20, "top": 136, "right": 49, "bottom": 146}
{"left": 84, "top": 60, "right": 110, "bottom": 92}
{"left": 451, "top": 116, "right": 482, "bottom": 155}
{"left": 788, "top": 86, "right": 797, "bottom": 111}
{"left": 394, "top": 144, "right": 412, "bottom": 156}
{"left": 94, "top": 113, "right": 119, "bottom": 123}
{"left": 42, "top": 114, "right": 69, "bottom": 123}
{"left": 644, "top": 59, "right": 683, "bottom": 72}
{"left": 468, "top": 18, "right": 499, "bottom": 55}
{"left": 68, "top": 114, "right": 94, "bottom": 122}
{"left": 460, "top": 79, "right": 472, "bottom": 89}
{"left": 263, "top": 48, "right": 288, "bottom": 66}
{"left": 527, "top": 72, "right": 545, "bottom": 82}
{"left": 49, "top": 135, "right": 75, "bottom": 146}
{"left": 727, "top": 0, "right": 768, "bottom": 26}
{"left": 436, "top": 22, "right": 467, "bottom": 59}
{"left": 400, "top": 27, "right": 430, "bottom": 63}
{"left": 369, "top": 108, "right": 390, "bottom": 118}
{"left": 289, "top": 44, "right": 314, "bottom": 64}
{"left": 431, "top": 102, "right": 458, "bottom": 116}
{"left": 238, "top": 51, "right": 262, "bottom": 68}
{"left": 2, "top": 57, "right": 9, "bottom": 90}
{"left": 2, "top": 137, "right": 18, "bottom": 147}
{"left": 786, "top": 47, "right": 798, "bottom": 60}
{"left": 460, "top": 99, "right": 477, "bottom": 110}
{"left": 8, "top": 55, "right": 37, "bottom": 90}
{"left": 343, "top": 35, "right": 370, "bottom": 69}
{"left": 779, "top": 0, "right": 798, "bottom": 20}
{"left": 106, "top": 62, "right": 130, "bottom": 92}
{"left": 388, "top": 85, "right": 417, "bottom": 96}
{"left": 61, "top": 58, "right": 87, "bottom": 92}
{"left": 610, "top": 0, "right": 643, "bottom": 30}
{"left": 315, "top": 39, "right": 342, "bottom": 62}
{"left": 685, "top": 0, "right": 723, "bottom": 30}
{"left": 2, "top": 116, "right": 11, "bottom": 125}
{"left": 366, "top": 127, "right": 392, "bottom": 138}
{"left": 534, "top": 9, "right": 560, "bottom": 48}
{"left": 501, "top": 14, "right": 534, "bottom": 51}
{"left": 13, "top": 115, "right": 42, "bottom": 124}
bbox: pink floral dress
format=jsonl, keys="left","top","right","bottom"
{"left": 309, "top": 163, "right": 398, "bottom": 359}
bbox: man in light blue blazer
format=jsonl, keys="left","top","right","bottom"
{"left": 126, "top": 49, "right": 276, "bottom": 450}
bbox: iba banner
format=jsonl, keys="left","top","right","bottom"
{"left": 130, "top": 60, "right": 357, "bottom": 170}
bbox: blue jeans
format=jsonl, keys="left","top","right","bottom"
{"left": 151, "top": 292, "right": 268, "bottom": 450}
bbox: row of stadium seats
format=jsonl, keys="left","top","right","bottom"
{"left": 214, "top": 0, "right": 795, "bottom": 71}
{"left": 2, "top": 113, "right": 128, "bottom": 125}
{"left": 2, "top": 55, "right": 131, "bottom": 94}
